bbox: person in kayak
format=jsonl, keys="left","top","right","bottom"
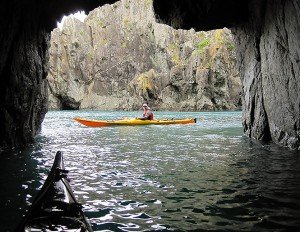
{"left": 139, "top": 103, "right": 154, "bottom": 120}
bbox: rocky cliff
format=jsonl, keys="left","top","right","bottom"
{"left": 0, "top": 0, "right": 118, "bottom": 149}
{"left": 232, "top": 0, "right": 300, "bottom": 149}
{"left": 153, "top": 0, "right": 300, "bottom": 149}
{"left": 2, "top": 0, "right": 298, "bottom": 150}
{"left": 48, "top": 0, "right": 241, "bottom": 111}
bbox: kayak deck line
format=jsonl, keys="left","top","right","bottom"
{"left": 16, "top": 151, "right": 93, "bottom": 232}
{"left": 74, "top": 117, "right": 197, "bottom": 127}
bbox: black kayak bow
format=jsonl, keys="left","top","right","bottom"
{"left": 16, "top": 151, "right": 93, "bottom": 232}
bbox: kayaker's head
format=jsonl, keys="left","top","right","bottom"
{"left": 142, "top": 103, "right": 149, "bottom": 109}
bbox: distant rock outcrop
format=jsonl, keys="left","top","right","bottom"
{"left": 152, "top": 0, "right": 300, "bottom": 149}
{"left": 48, "top": 0, "right": 241, "bottom": 111}
{"left": 2, "top": 0, "right": 298, "bottom": 150}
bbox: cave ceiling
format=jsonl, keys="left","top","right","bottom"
{"left": 153, "top": 0, "right": 250, "bottom": 30}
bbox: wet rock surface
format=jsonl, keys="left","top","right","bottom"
{"left": 48, "top": 0, "right": 241, "bottom": 112}
{"left": 0, "top": 0, "right": 299, "bottom": 149}
{"left": 0, "top": 0, "right": 118, "bottom": 149}
{"left": 153, "top": 0, "right": 300, "bottom": 149}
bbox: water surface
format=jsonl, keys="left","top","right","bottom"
{"left": 1, "top": 110, "right": 300, "bottom": 231}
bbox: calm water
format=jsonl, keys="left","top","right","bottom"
{"left": 1, "top": 110, "right": 300, "bottom": 232}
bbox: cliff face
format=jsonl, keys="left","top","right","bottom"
{"left": 48, "top": 0, "right": 241, "bottom": 111}
{"left": 0, "top": 1, "right": 49, "bottom": 149}
{"left": 153, "top": 0, "right": 300, "bottom": 149}
{"left": 1, "top": 0, "right": 298, "bottom": 150}
{"left": 0, "top": 0, "right": 118, "bottom": 149}
{"left": 232, "top": 0, "right": 300, "bottom": 149}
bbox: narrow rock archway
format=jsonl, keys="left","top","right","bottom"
{"left": 1, "top": 0, "right": 299, "bottom": 150}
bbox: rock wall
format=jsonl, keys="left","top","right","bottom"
{"left": 0, "top": 1, "right": 49, "bottom": 149}
{"left": 0, "top": 0, "right": 118, "bottom": 149}
{"left": 153, "top": 0, "right": 300, "bottom": 149}
{"left": 232, "top": 0, "right": 300, "bottom": 149}
{"left": 1, "top": 0, "right": 298, "bottom": 150}
{"left": 48, "top": 0, "right": 241, "bottom": 111}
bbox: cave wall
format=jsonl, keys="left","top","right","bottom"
{"left": 0, "top": 1, "right": 49, "bottom": 149}
{"left": 235, "top": 0, "right": 300, "bottom": 149}
{"left": 153, "top": 0, "right": 300, "bottom": 149}
{"left": 0, "top": 0, "right": 299, "bottom": 150}
{"left": 0, "top": 0, "right": 118, "bottom": 149}
{"left": 153, "top": 0, "right": 250, "bottom": 31}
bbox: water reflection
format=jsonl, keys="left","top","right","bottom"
{"left": 1, "top": 111, "right": 300, "bottom": 231}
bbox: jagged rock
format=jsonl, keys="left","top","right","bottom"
{"left": 232, "top": 0, "right": 300, "bottom": 149}
{"left": 2, "top": 0, "right": 297, "bottom": 150}
{"left": 153, "top": 0, "right": 300, "bottom": 149}
{"left": 0, "top": 0, "right": 119, "bottom": 149}
{"left": 48, "top": 0, "right": 242, "bottom": 111}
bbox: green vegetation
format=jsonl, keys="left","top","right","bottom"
{"left": 138, "top": 74, "right": 152, "bottom": 92}
{"left": 227, "top": 42, "right": 235, "bottom": 51}
{"left": 87, "top": 50, "right": 94, "bottom": 59}
{"left": 196, "top": 39, "right": 210, "bottom": 53}
{"left": 167, "top": 43, "right": 178, "bottom": 51}
{"left": 167, "top": 43, "right": 178, "bottom": 64}
{"left": 121, "top": 41, "right": 127, "bottom": 48}
{"left": 95, "top": 18, "right": 106, "bottom": 28}
{"left": 146, "top": 0, "right": 153, "bottom": 7}
{"left": 167, "top": 43, "right": 185, "bottom": 65}
{"left": 137, "top": 69, "right": 156, "bottom": 94}
{"left": 214, "top": 30, "right": 224, "bottom": 44}
{"left": 99, "top": 38, "right": 108, "bottom": 46}
{"left": 124, "top": 1, "right": 130, "bottom": 9}
{"left": 197, "top": 31, "right": 206, "bottom": 40}
{"left": 123, "top": 18, "right": 135, "bottom": 31}
{"left": 171, "top": 53, "right": 180, "bottom": 65}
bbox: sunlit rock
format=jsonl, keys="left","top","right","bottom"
{"left": 48, "top": 0, "right": 241, "bottom": 111}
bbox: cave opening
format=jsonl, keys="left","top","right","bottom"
{"left": 1, "top": 1, "right": 300, "bottom": 231}
{"left": 1, "top": 0, "right": 299, "bottom": 150}
{"left": 47, "top": 0, "right": 242, "bottom": 115}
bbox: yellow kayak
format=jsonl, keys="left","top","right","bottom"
{"left": 74, "top": 117, "right": 196, "bottom": 127}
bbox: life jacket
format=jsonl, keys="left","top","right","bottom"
{"left": 143, "top": 109, "right": 154, "bottom": 120}
{"left": 148, "top": 111, "right": 154, "bottom": 120}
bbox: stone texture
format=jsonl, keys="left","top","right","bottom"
{"left": 0, "top": 1, "right": 49, "bottom": 149}
{"left": 1, "top": 0, "right": 299, "bottom": 150}
{"left": 153, "top": 0, "right": 300, "bottom": 149}
{"left": 232, "top": 0, "right": 300, "bottom": 149}
{"left": 48, "top": 0, "right": 241, "bottom": 111}
{"left": 0, "top": 0, "right": 118, "bottom": 150}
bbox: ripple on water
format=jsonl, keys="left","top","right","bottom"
{"left": 6, "top": 110, "right": 300, "bottom": 232}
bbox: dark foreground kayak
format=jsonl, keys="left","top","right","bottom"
{"left": 16, "top": 151, "right": 93, "bottom": 232}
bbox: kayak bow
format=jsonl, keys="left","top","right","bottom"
{"left": 74, "top": 117, "right": 196, "bottom": 127}
{"left": 16, "top": 151, "right": 93, "bottom": 232}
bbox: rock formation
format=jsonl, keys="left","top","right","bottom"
{"left": 0, "top": 0, "right": 299, "bottom": 150}
{"left": 233, "top": 0, "right": 300, "bottom": 149}
{"left": 47, "top": 0, "right": 241, "bottom": 111}
{"left": 0, "top": 0, "right": 118, "bottom": 149}
{"left": 153, "top": 0, "right": 300, "bottom": 149}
